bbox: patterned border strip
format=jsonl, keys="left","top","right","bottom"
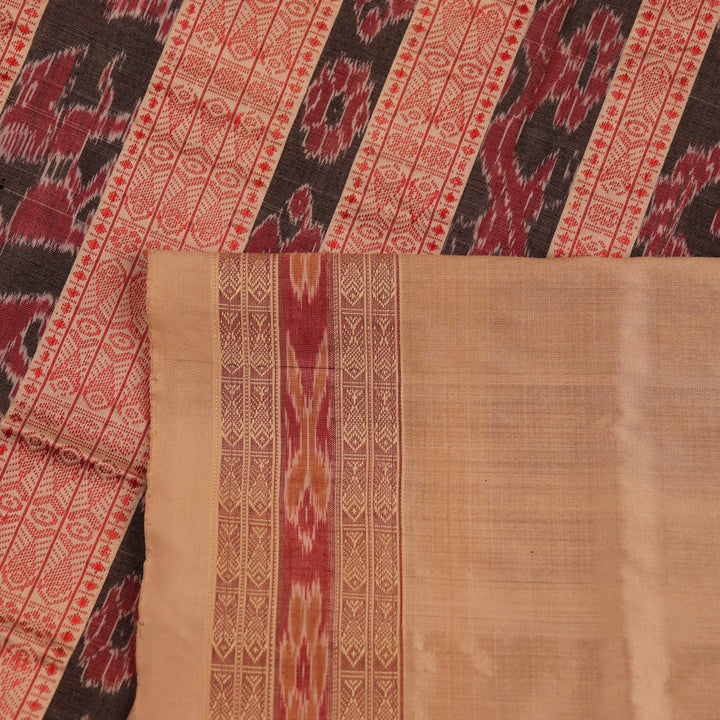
{"left": 332, "top": 255, "right": 402, "bottom": 720}
{"left": 322, "top": 0, "right": 535, "bottom": 254}
{"left": 212, "top": 254, "right": 281, "bottom": 720}
{"left": 0, "top": 0, "right": 48, "bottom": 114}
{"left": 0, "top": 0, "right": 340, "bottom": 715}
{"left": 548, "top": 0, "right": 720, "bottom": 257}
{"left": 276, "top": 255, "right": 335, "bottom": 720}
{"left": 0, "top": 431, "right": 145, "bottom": 719}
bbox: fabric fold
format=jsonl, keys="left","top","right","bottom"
{"left": 138, "top": 253, "right": 720, "bottom": 720}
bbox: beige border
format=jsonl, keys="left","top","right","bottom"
{"left": 133, "top": 251, "right": 218, "bottom": 719}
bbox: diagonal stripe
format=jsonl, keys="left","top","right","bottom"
{"left": 321, "top": 0, "right": 535, "bottom": 254}
{"left": 245, "top": 0, "right": 414, "bottom": 253}
{"left": 0, "top": 0, "right": 48, "bottom": 114}
{"left": 635, "top": 25, "right": 720, "bottom": 256}
{"left": 0, "top": 0, "right": 340, "bottom": 716}
{"left": 548, "top": 0, "right": 720, "bottom": 257}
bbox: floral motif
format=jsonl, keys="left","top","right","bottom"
{"left": 78, "top": 574, "right": 140, "bottom": 693}
{"left": 279, "top": 580, "right": 328, "bottom": 720}
{"left": 301, "top": 56, "right": 373, "bottom": 163}
{"left": 109, "top": 226, "right": 142, "bottom": 254}
{"left": 353, "top": 0, "right": 415, "bottom": 43}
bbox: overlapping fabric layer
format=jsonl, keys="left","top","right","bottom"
{"left": 0, "top": 0, "right": 719, "bottom": 717}
{"left": 138, "top": 252, "right": 720, "bottom": 720}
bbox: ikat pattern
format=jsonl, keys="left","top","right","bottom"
{"left": 549, "top": 0, "right": 720, "bottom": 257}
{"left": 247, "top": 0, "right": 413, "bottom": 253}
{"left": 634, "top": 23, "right": 720, "bottom": 256}
{"left": 442, "top": 0, "right": 639, "bottom": 256}
{"left": 277, "top": 254, "right": 334, "bottom": 720}
{"left": 322, "top": 0, "right": 535, "bottom": 253}
{"left": 0, "top": 0, "right": 181, "bottom": 418}
{"left": 301, "top": 55, "right": 373, "bottom": 163}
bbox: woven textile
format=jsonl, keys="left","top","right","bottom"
{"left": 0, "top": 1, "right": 180, "bottom": 717}
{"left": 139, "top": 251, "right": 720, "bottom": 719}
{"left": 1, "top": 0, "right": 720, "bottom": 717}
{"left": 0, "top": 0, "right": 48, "bottom": 114}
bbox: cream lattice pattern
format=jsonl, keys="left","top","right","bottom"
{"left": 211, "top": 254, "right": 281, "bottom": 720}
{"left": 331, "top": 255, "right": 402, "bottom": 720}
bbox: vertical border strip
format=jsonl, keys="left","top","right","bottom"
{"left": 212, "top": 254, "right": 280, "bottom": 720}
{"left": 548, "top": 0, "right": 720, "bottom": 257}
{"left": 276, "top": 254, "right": 335, "bottom": 720}
{"left": 333, "top": 255, "right": 402, "bottom": 719}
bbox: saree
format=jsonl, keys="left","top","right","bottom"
{"left": 1, "top": 0, "right": 720, "bottom": 716}
{"left": 136, "top": 251, "right": 720, "bottom": 719}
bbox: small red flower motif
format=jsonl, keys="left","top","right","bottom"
{"left": 301, "top": 56, "right": 373, "bottom": 163}
{"left": 109, "top": 226, "right": 142, "bottom": 253}
{"left": 78, "top": 574, "right": 140, "bottom": 693}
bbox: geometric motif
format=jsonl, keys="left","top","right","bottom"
{"left": 331, "top": 254, "right": 401, "bottom": 720}
{"left": 211, "top": 254, "right": 402, "bottom": 720}
{"left": 212, "top": 254, "right": 280, "bottom": 720}
{"left": 0, "top": 0, "right": 48, "bottom": 116}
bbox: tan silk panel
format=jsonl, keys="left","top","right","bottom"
{"left": 138, "top": 254, "right": 720, "bottom": 719}
{"left": 400, "top": 257, "right": 720, "bottom": 719}
{"left": 133, "top": 252, "right": 219, "bottom": 719}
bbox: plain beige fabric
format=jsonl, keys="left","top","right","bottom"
{"left": 132, "top": 252, "right": 219, "bottom": 719}
{"left": 400, "top": 258, "right": 720, "bottom": 720}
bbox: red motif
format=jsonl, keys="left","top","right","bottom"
{"left": 279, "top": 580, "right": 329, "bottom": 720}
{"left": 77, "top": 574, "right": 140, "bottom": 693}
{"left": 246, "top": 185, "right": 325, "bottom": 253}
{"left": 0, "top": 295, "right": 53, "bottom": 409}
{"left": 104, "top": 0, "right": 177, "bottom": 41}
{"left": 549, "top": 0, "right": 720, "bottom": 257}
{"left": 0, "top": 51, "right": 130, "bottom": 169}
{"left": 323, "top": 0, "right": 536, "bottom": 254}
{"left": 353, "top": 0, "right": 414, "bottom": 43}
{"left": 471, "top": 1, "right": 624, "bottom": 255}
{"left": 285, "top": 336, "right": 331, "bottom": 552}
{"left": 638, "top": 142, "right": 720, "bottom": 256}
{"left": 0, "top": 50, "right": 132, "bottom": 254}
{"left": 277, "top": 254, "right": 334, "bottom": 720}
{"left": 301, "top": 56, "right": 373, "bottom": 163}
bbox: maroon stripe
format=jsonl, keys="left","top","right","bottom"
{"left": 276, "top": 254, "right": 335, "bottom": 719}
